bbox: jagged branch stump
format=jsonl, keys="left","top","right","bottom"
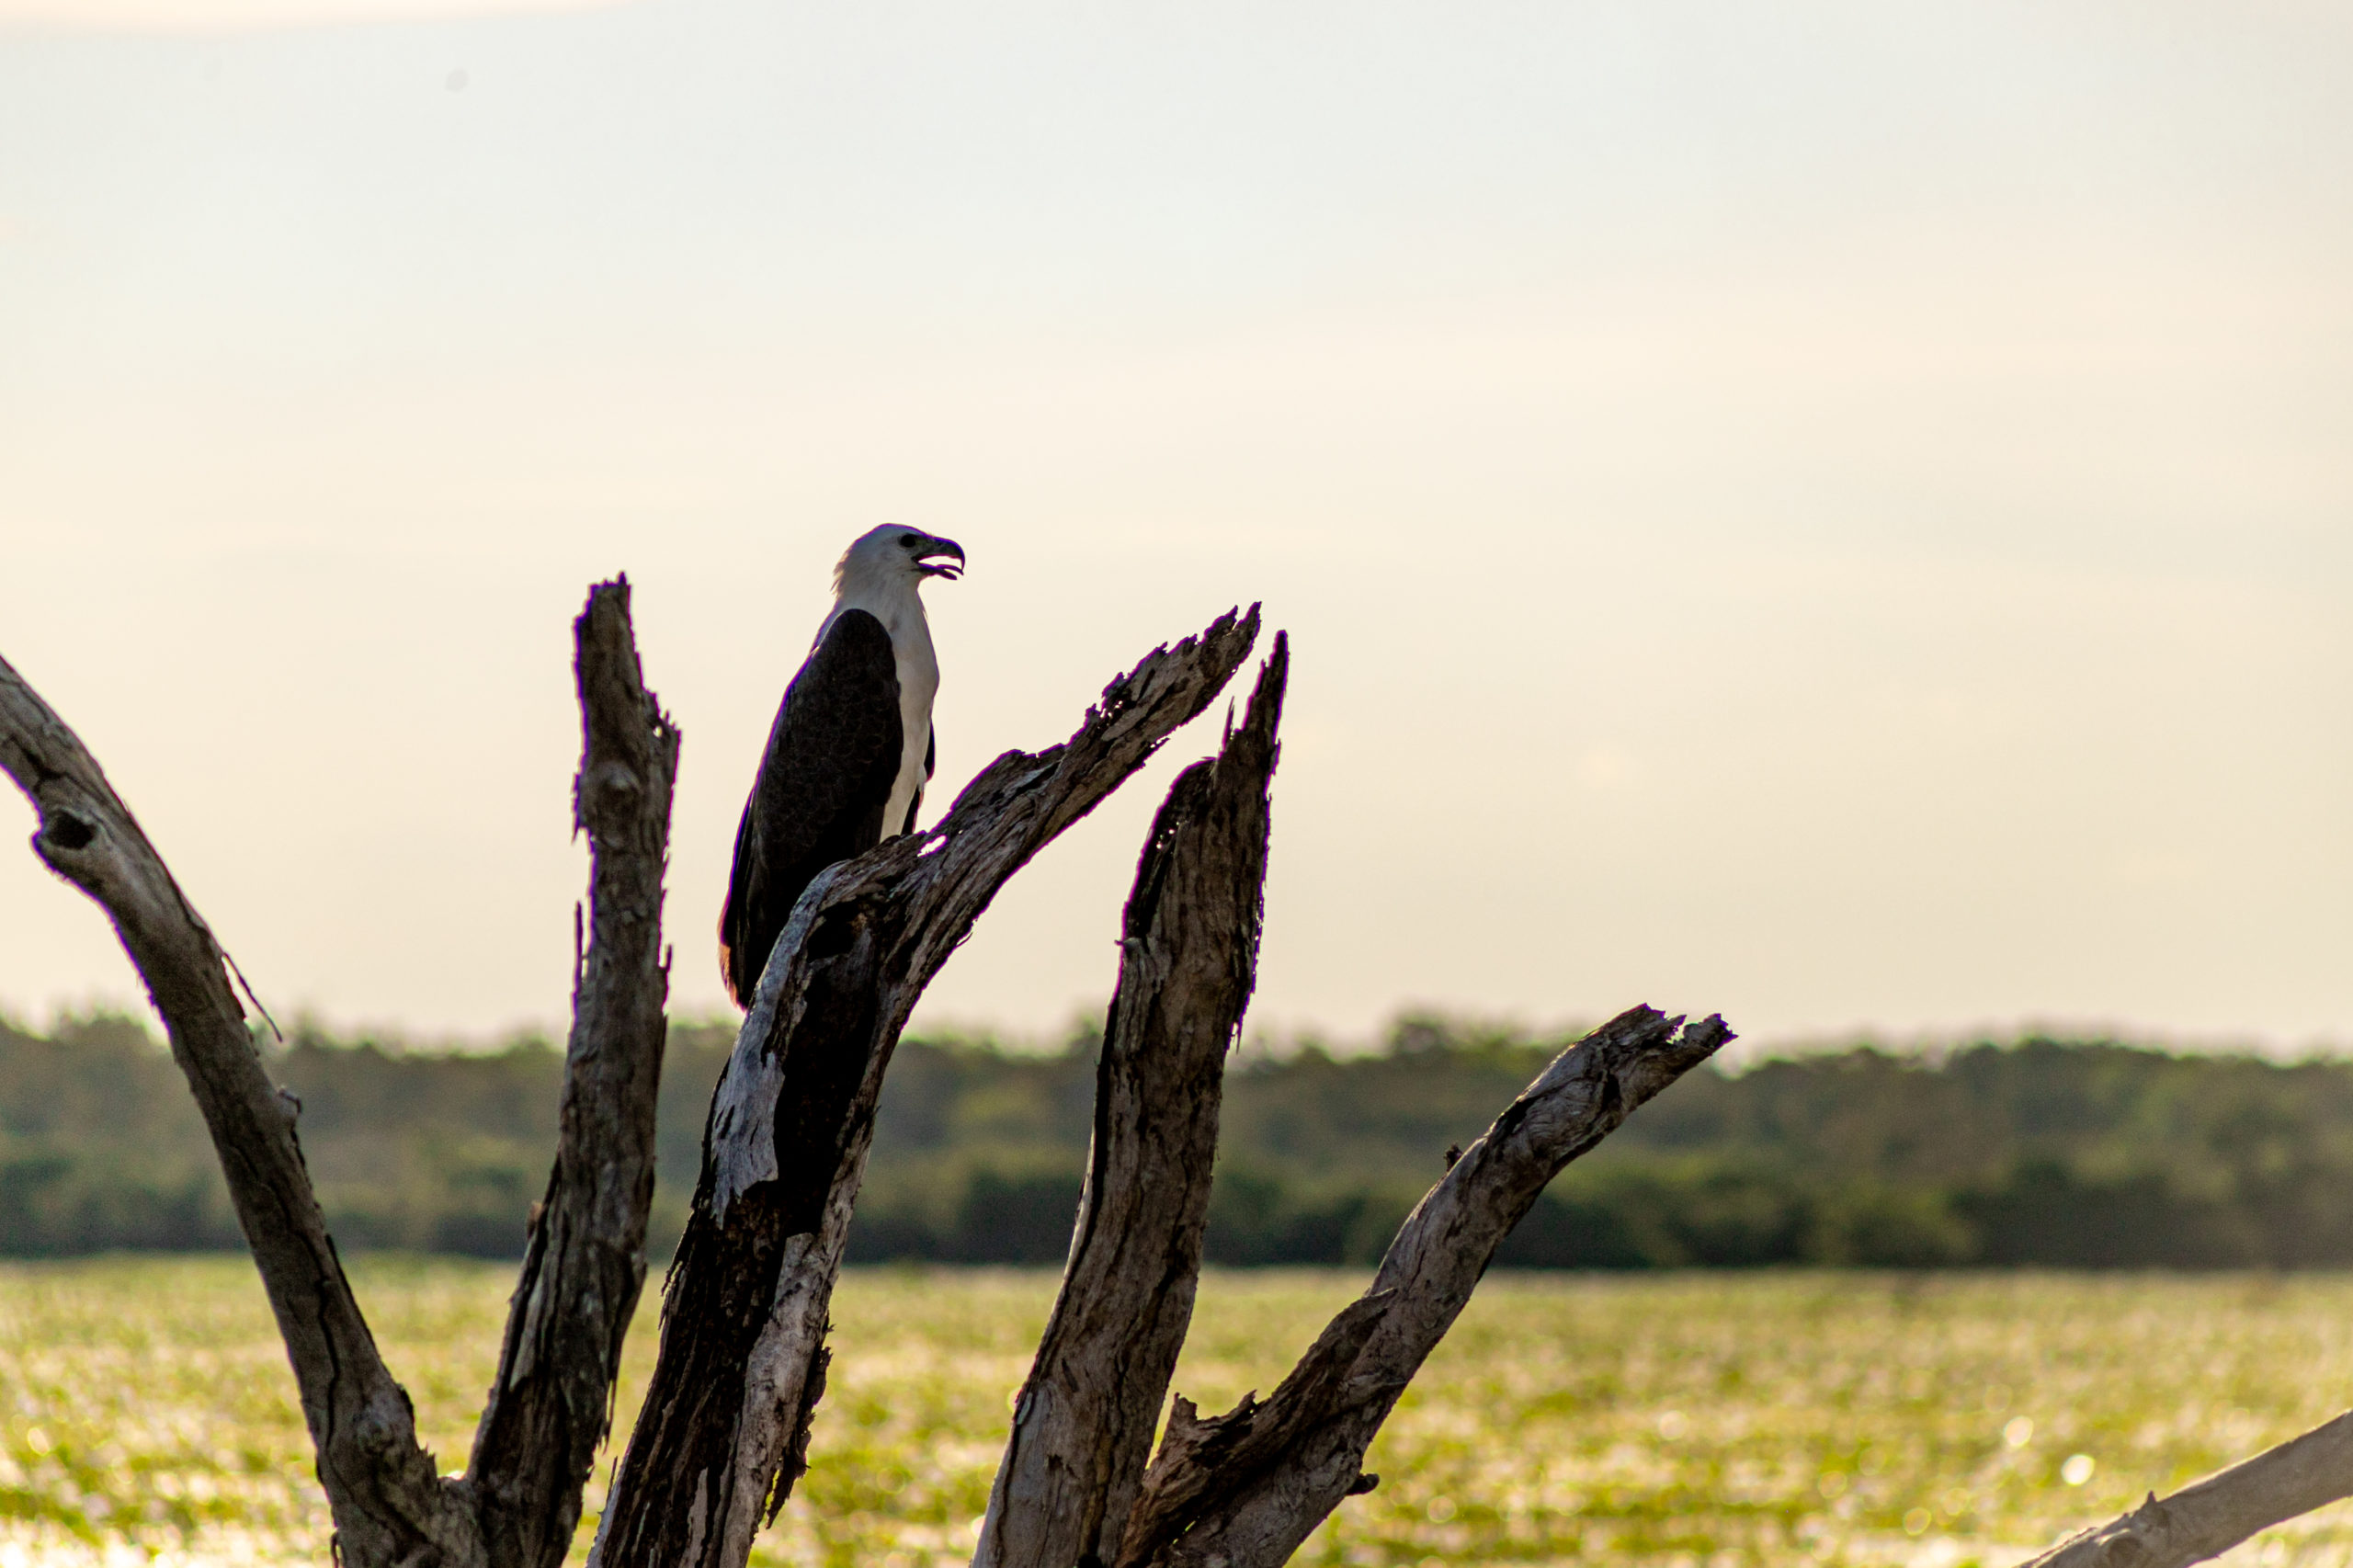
{"left": 976, "top": 635, "right": 1289, "bottom": 1568}
{"left": 466, "top": 582, "right": 681, "bottom": 1568}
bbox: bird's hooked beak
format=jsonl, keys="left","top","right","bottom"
{"left": 915, "top": 536, "right": 966, "bottom": 581}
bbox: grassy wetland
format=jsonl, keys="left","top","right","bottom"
{"left": 0, "top": 1261, "right": 2348, "bottom": 1567}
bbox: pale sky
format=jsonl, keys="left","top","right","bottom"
{"left": 2, "top": 0, "right": 2347, "bottom": 1053}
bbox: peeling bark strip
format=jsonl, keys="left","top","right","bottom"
{"left": 2017, "top": 1411, "right": 2353, "bottom": 1568}
{"left": 590, "top": 607, "right": 1264, "bottom": 1568}
{"left": 975, "top": 636, "right": 1289, "bottom": 1568}
{"left": 0, "top": 663, "right": 482, "bottom": 1564}
{"left": 468, "top": 579, "right": 682, "bottom": 1568}
{"left": 1117, "top": 1005, "right": 1735, "bottom": 1568}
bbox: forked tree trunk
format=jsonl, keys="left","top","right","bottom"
{"left": 1109, "top": 1005, "right": 1729, "bottom": 1568}
{"left": 0, "top": 578, "right": 678, "bottom": 1568}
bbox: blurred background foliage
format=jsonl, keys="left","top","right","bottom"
{"left": 4, "top": 1009, "right": 2351, "bottom": 1269}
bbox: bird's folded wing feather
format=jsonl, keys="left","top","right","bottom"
{"left": 719, "top": 609, "right": 904, "bottom": 1004}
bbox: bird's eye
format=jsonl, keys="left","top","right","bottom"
{"left": 899, "top": 532, "right": 923, "bottom": 549}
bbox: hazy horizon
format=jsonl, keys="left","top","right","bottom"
{"left": 4, "top": 0, "right": 2347, "bottom": 1052}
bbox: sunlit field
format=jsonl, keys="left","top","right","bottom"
{"left": 0, "top": 1261, "right": 2348, "bottom": 1567}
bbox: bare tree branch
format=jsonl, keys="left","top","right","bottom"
{"left": 975, "top": 635, "right": 1289, "bottom": 1568}
{"left": 467, "top": 577, "right": 682, "bottom": 1568}
{"left": 590, "top": 606, "right": 1264, "bottom": 1568}
{"left": 1115, "top": 1004, "right": 1735, "bottom": 1568}
{"left": 0, "top": 656, "right": 482, "bottom": 1565}
{"left": 2018, "top": 1411, "right": 2353, "bottom": 1568}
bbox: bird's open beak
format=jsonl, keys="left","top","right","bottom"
{"left": 915, "top": 537, "right": 966, "bottom": 581}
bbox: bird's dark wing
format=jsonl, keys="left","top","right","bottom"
{"left": 719, "top": 609, "right": 903, "bottom": 1006}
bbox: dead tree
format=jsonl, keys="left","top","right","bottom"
{"left": 17, "top": 573, "right": 2327, "bottom": 1568}
{"left": 6, "top": 577, "right": 1760, "bottom": 1568}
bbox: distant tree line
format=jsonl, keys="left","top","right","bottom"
{"left": 1, "top": 1009, "right": 2347, "bottom": 1268}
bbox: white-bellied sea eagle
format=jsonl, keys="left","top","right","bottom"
{"left": 719, "top": 524, "right": 965, "bottom": 1006}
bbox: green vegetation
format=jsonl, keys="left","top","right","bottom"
{"left": 0, "top": 1260, "right": 2349, "bottom": 1566}
{"left": 4, "top": 1011, "right": 2352, "bottom": 1267}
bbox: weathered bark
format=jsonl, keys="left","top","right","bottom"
{"left": 2017, "top": 1410, "right": 2353, "bottom": 1568}
{"left": 0, "top": 662, "right": 483, "bottom": 1565}
{"left": 1, "top": 578, "right": 681, "bottom": 1568}
{"left": 975, "top": 635, "right": 1288, "bottom": 1568}
{"left": 1115, "top": 1004, "right": 1735, "bottom": 1568}
{"left": 590, "top": 607, "right": 1264, "bottom": 1568}
{"left": 468, "top": 579, "right": 682, "bottom": 1568}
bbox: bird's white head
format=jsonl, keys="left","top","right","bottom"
{"left": 833, "top": 524, "right": 966, "bottom": 599}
